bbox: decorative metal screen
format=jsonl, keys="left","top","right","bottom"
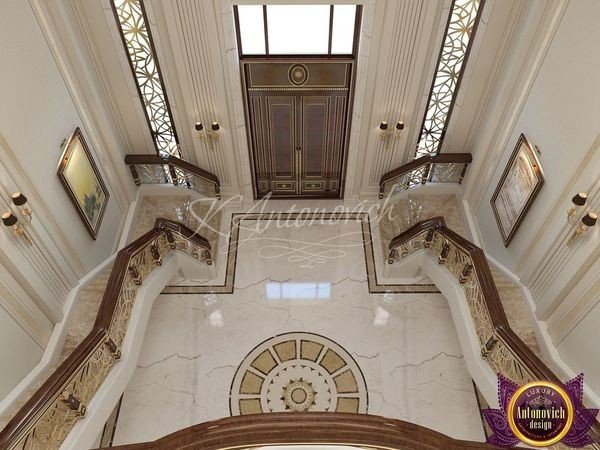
{"left": 414, "top": 0, "right": 484, "bottom": 159}
{"left": 111, "top": 0, "right": 181, "bottom": 157}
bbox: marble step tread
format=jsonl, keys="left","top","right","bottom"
{"left": 487, "top": 263, "right": 547, "bottom": 364}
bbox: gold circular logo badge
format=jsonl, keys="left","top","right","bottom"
{"left": 507, "top": 380, "right": 574, "bottom": 447}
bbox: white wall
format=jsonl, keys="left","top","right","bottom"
{"left": 0, "top": 0, "right": 130, "bottom": 397}
{"left": 0, "top": 306, "right": 43, "bottom": 399}
{"left": 0, "top": 0, "right": 125, "bottom": 273}
{"left": 467, "top": 0, "right": 600, "bottom": 393}
{"left": 474, "top": 0, "right": 600, "bottom": 270}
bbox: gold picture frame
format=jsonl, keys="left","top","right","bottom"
{"left": 491, "top": 133, "right": 544, "bottom": 246}
{"left": 57, "top": 128, "right": 109, "bottom": 240}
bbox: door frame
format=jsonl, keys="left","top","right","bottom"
{"left": 240, "top": 57, "right": 358, "bottom": 199}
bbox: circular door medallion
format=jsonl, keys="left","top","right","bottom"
{"left": 229, "top": 332, "right": 368, "bottom": 415}
{"left": 288, "top": 64, "right": 309, "bottom": 86}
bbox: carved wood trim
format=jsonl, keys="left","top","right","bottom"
{"left": 105, "top": 412, "right": 501, "bottom": 450}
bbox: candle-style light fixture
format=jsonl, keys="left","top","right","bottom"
{"left": 567, "top": 212, "right": 598, "bottom": 245}
{"left": 567, "top": 192, "right": 587, "bottom": 224}
{"left": 194, "top": 120, "right": 221, "bottom": 149}
{"left": 2, "top": 212, "right": 32, "bottom": 245}
{"left": 11, "top": 192, "right": 32, "bottom": 222}
{"left": 379, "top": 120, "right": 404, "bottom": 143}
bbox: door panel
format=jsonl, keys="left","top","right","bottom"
{"left": 302, "top": 97, "right": 329, "bottom": 178}
{"left": 243, "top": 60, "right": 354, "bottom": 198}
{"left": 268, "top": 97, "right": 295, "bottom": 178}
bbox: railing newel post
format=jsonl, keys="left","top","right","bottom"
{"left": 150, "top": 241, "right": 162, "bottom": 266}
{"left": 61, "top": 393, "right": 86, "bottom": 417}
{"left": 129, "top": 164, "right": 140, "bottom": 186}
{"left": 421, "top": 163, "right": 431, "bottom": 184}
{"left": 104, "top": 336, "right": 121, "bottom": 361}
{"left": 387, "top": 248, "right": 396, "bottom": 264}
{"left": 459, "top": 162, "right": 468, "bottom": 184}
{"left": 459, "top": 263, "right": 473, "bottom": 284}
{"left": 481, "top": 334, "right": 498, "bottom": 357}
{"left": 165, "top": 229, "right": 176, "bottom": 249}
{"left": 438, "top": 241, "right": 450, "bottom": 264}
{"left": 423, "top": 229, "right": 435, "bottom": 248}
{"left": 204, "top": 249, "right": 213, "bottom": 265}
{"left": 128, "top": 265, "right": 142, "bottom": 285}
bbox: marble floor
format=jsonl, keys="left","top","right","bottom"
{"left": 112, "top": 201, "right": 485, "bottom": 446}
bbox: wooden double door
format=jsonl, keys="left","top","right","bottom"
{"left": 242, "top": 60, "right": 354, "bottom": 198}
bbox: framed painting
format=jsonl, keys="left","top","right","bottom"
{"left": 58, "top": 127, "right": 109, "bottom": 239}
{"left": 491, "top": 133, "right": 544, "bottom": 246}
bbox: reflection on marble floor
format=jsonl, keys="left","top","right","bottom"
{"left": 112, "top": 218, "right": 485, "bottom": 445}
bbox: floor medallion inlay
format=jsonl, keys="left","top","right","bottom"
{"left": 230, "top": 332, "right": 368, "bottom": 415}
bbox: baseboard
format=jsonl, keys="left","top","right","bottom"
{"left": 460, "top": 199, "right": 484, "bottom": 249}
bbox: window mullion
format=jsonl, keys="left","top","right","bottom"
{"left": 328, "top": 5, "right": 334, "bottom": 55}
{"left": 263, "top": 5, "right": 269, "bottom": 56}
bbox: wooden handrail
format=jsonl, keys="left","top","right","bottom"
{"left": 105, "top": 412, "right": 501, "bottom": 450}
{"left": 0, "top": 219, "right": 211, "bottom": 449}
{"left": 379, "top": 153, "right": 472, "bottom": 198}
{"left": 388, "top": 218, "right": 600, "bottom": 442}
{"left": 124, "top": 154, "right": 221, "bottom": 198}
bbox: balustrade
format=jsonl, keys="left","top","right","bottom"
{"left": 124, "top": 154, "right": 221, "bottom": 199}
{"left": 0, "top": 219, "right": 212, "bottom": 450}
{"left": 387, "top": 217, "right": 600, "bottom": 444}
{"left": 379, "top": 153, "right": 472, "bottom": 198}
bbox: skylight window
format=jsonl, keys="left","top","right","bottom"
{"left": 236, "top": 6, "right": 266, "bottom": 54}
{"left": 267, "top": 5, "right": 330, "bottom": 54}
{"left": 234, "top": 5, "right": 360, "bottom": 56}
{"left": 331, "top": 5, "right": 357, "bottom": 54}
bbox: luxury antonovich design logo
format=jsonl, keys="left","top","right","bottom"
{"left": 483, "top": 374, "right": 598, "bottom": 447}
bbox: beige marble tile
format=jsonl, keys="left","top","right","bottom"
{"left": 489, "top": 267, "right": 544, "bottom": 359}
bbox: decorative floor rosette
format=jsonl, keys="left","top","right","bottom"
{"left": 230, "top": 332, "right": 367, "bottom": 415}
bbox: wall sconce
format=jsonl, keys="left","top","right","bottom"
{"left": 567, "top": 212, "right": 597, "bottom": 245}
{"left": 379, "top": 120, "right": 404, "bottom": 143}
{"left": 11, "top": 192, "right": 32, "bottom": 222}
{"left": 194, "top": 121, "right": 220, "bottom": 149}
{"left": 567, "top": 192, "right": 587, "bottom": 224}
{"left": 2, "top": 212, "right": 32, "bottom": 245}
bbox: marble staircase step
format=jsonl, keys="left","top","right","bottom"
{"left": 487, "top": 263, "right": 544, "bottom": 359}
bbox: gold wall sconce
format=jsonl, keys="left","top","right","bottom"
{"left": 12, "top": 192, "right": 32, "bottom": 222}
{"left": 2, "top": 211, "right": 32, "bottom": 245}
{"left": 567, "top": 211, "right": 597, "bottom": 245}
{"left": 379, "top": 121, "right": 404, "bottom": 143}
{"left": 567, "top": 192, "right": 587, "bottom": 224}
{"left": 194, "top": 121, "right": 221, "bottom": 148}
